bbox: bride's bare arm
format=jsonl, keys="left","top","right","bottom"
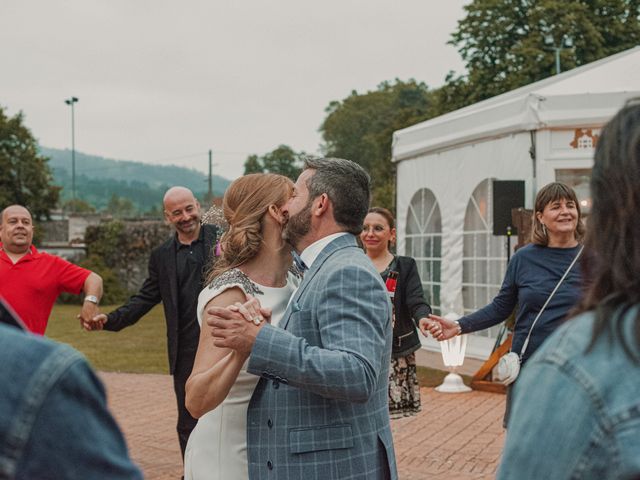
{"left": 185, "top": 287, "right": 249, "bottom": 418}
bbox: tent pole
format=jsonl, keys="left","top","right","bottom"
{"left": 529, "top": 130, "right": 537, "bottom": 203}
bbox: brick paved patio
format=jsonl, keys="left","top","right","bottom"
{"left": 101, "top": 372, "right": 505, "bottom": 480}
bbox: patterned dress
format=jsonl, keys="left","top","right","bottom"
{"left": 381, "top": 260, "right": 422, "bottom": 419}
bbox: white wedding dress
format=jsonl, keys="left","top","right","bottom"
{"left": 184, "top": 268, "right": 296, "bottom": 480}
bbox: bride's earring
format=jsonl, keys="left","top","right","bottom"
{"left": 542, "top": 223, "right": 547, "bottom": 235}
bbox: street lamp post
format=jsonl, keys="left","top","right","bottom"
{"left": 544, "top": 34, "right": 573, "bottom": 75}
{"left": 64, "top": 96, "right": 79, "bottom": 206}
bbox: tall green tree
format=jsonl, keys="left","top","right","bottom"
{"left": 106, "top": 194, "right": 136, "bottom": 218}
{"left": 261, "top": 145, "right": 303, "bottom": 180}
{"left": 242, "top": 145, "right": 303, "bottom": 181}
{"left": 320, "top": 80, "right": 435, "bottom": 210}
{"left": 243, "top": 154, "right": 263, "bottom": 174}
{"left": 0, "top": 107, "right": 60, "bottom": 218}
{"left": 446, "top": 0, "right": 640, "bottom": 107}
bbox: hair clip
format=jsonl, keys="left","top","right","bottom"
{"left": 202, "top": 204, "right": 228, "bottom": 257}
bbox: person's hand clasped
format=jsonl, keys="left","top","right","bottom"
{"left": 424, "top": 314, "right": 460, "bottom": 341}
{"left": 418, "top": 317, "right": 435, "bottom": 338}
{"left": 228, "top": 295, "right": 272, "bottom": 326}
{"left": 79, "top": 312, "right": 107, "bottom": 331}
{"left": 206, "top": 296, "right": 271, "bottom": 356}
{"left": 418, "top": 317, "right": 446, "bottom": 340}
{"left": 78, "top": 308, "right": 105, "bottom": 331}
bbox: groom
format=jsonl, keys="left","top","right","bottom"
{"left": 208, "top": 157, "right": 397, "bottom": 479}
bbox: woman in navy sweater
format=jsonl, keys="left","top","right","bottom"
{"left": 424, "top": 182, "right": 585, "bottom": 425}
{"left": 361, "top": 207, "right": 432, "bottom": 418}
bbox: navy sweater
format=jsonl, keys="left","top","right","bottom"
{"left": 459, "top": 243, "right": 583, "bottom": 364}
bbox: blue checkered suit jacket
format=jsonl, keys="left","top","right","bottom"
{"left": 246, "top": 234, "right": 397, "bottom": 479}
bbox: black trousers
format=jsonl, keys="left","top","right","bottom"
{"left": 172, "top": 348, "right": 198, "bottom": 459}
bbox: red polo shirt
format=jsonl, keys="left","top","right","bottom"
{"left": 0, "top": 244, "right": 91, "bottom": 335}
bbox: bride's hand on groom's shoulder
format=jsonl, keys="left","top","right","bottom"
{"left": 228, "top": 295, "right": 272, "bottom": 325}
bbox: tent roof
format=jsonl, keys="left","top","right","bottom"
{"left": 393, "top": 46, "right": 640, "bottom": 162}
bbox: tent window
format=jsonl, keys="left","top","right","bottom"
{"left": 462, "top": 179, "right": 507, "bottom": 339}
{"left": 556, "top": 168, "right": 592, "bottom": 213}
{"left": 405, "top": 188, "right": 442, "bottom": 314}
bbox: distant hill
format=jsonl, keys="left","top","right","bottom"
{"left": 41, "top": 147, "right": 231, "bottom": 213}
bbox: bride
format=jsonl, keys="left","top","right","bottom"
{"left": 183, "top": 173, "right": 298, "bottom": 479}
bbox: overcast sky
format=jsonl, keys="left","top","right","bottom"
{"left": 2, "top": 1, "right": 468, "bottom": 180}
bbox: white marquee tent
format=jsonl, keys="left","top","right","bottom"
{"left": 392, "top": 46, "right": 640, "bottom": 359}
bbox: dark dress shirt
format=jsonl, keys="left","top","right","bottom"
{"left": 175, "top": 229, "right": 206, "bottom": 351}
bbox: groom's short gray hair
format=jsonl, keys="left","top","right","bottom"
{"left": 303, "top": 157, "right": 370, "bottom": 235}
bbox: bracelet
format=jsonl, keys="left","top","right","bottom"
{"left": 84, "top": 295, "right": 99, "bottom": 305}
{"left": 454, "top": 320, "right": 462, "bottom": 336}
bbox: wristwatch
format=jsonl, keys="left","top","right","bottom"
{"left": 84, "top": 295, "right": 99, "bottom": 305}
{"left": 453, "top": 320, "right": 462, "bottom": 336}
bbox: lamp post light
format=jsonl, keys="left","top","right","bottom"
{"left": 544, "top": 34, "right": 573, "bottom": 75}
{"left": 64, "top": 96, "right": 79, "bottom": 206}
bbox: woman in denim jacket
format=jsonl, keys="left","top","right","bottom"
{"left": 498, "top": 101, "right": 640, "bottom": 479}
{"left": 0, "top": 321, "right": 142, "bottom": 479}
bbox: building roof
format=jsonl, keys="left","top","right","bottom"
{"left": 393, "top": 46, "right": 640, "bottom": 162}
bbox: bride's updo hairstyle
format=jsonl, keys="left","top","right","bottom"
{"left": 208, "top": 173, "right": 294, "bottom": 282}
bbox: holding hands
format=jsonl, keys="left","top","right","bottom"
{"left": 418, "top": 314, "right": 461, "bottom": 341}
{"left": 206, "top": 295, "right": 272, "bottom": 356}
{"left": 80, "top": 310, "right": 106, "bottom": 331}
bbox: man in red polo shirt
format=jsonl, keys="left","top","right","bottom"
{"left": 0, "top": 205, "right": 103, "bottom": 335}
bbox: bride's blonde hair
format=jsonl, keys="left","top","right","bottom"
{"left": 207, "top": 173, "right": 294, "bottom": 282}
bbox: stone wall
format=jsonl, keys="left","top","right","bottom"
{"left": 85, "top": 220, "right": 172, "bottom": 292}
{"left": 39, "top": 219, "right": 69, "bottom": 243}
{"left": 69, "top": 214, "right": 103, "bottom": 243}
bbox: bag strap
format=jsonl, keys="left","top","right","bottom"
{"left": 518, "top": 245, "right": 583, "bottom": 360}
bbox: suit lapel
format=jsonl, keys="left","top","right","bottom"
{"left": 163, "top": 238, "right": 179, "bottom": 317}
{"left": 281, "top": 234, "right": 357, "bottom": 330}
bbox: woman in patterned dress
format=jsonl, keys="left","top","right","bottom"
{"left": 361, "top": 207, "right": 432, "bottom": 418}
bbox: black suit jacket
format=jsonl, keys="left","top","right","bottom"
{"left": 104, "top": 224, "right": 217, "bottom": 374}
{"left": 390, "top": 256, "right": 432, "bottom": 358}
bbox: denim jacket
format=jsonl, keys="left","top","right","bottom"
{"left": 498, "top": 307, "right": 640, "bottom": 480}
{"left": 0, "top": 324, "right": 142, "bottom": 479}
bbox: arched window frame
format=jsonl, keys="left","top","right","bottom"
{"left": 462, "top": 179, "right": 508, "bottom": 339}
{"left": 405, "top": 188, "right": 442, "bottom": 314}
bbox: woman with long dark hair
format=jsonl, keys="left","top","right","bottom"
{"left": 498, "top": 102, "right": 640, "bottom": 479}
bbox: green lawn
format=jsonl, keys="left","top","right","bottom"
{"left": 46, "top": 304, "right": 468, "bottom": 386}
{"left": 46, "top": 304, "right": 169, "bottom": 374}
